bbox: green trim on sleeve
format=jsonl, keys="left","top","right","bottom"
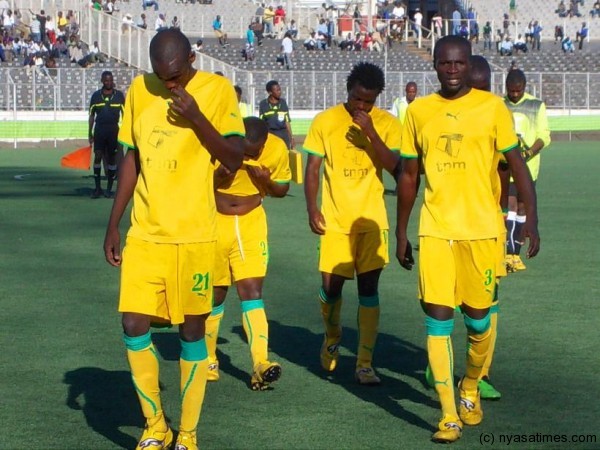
{"left": 118, "top": 140, "right": 136, "bottom": 150}
{"left": 302, "top": 147, "right": 324, "bottom": 157}
{"left": 400, "top": 152, "right": 419, "bottom": 159}
{"left": 389, "top": 147, "right": 400, "bottom": 154}
{"left": 223, "top": 132, "right": 245, "bottom": 138}
{"left": 499, "top": 142, "right": 519, "bottom": 153}
{"left": 274, "top": 180, "right": 291, "bottom": 184}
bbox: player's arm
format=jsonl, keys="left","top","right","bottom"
{"left": 169, "top": 85, "right": 244, "bottom": 172}
{"left": 104, "top": 148, "right": 139, "bottom": 266}
{"left": 396, "top": 157, "right": 418, "bottom": 270}
{"left": 498, "top": 160, "right": 510, "bottom": 211}
{"left": 88, "top": 105, "right": 95, "bottom": 144}
{"left": 504, "top": 148, "right": 540, "bottom": 258}
{"left": 352, "top": 110, "right": 400, "bottom": 174}
{"left": 304, "top": 154, "right": 326, "bottom": 235}
{"left": 246, "top": 165, "right": 289, "bottom": 197}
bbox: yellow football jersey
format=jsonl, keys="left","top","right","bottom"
{"left": 505, "top": 92, "right": 551, "bottom": 181}
{"left": 216, "top": 133, "right": 291, "bottom": 197}
{"left": 401, "top": 89, "right": 518, "bottom": 240}
{"left": 118, "top": 71, "right": 245, "bottom": 244}
{"left": 303, "top": 103, "right": 401, "bottom": 234}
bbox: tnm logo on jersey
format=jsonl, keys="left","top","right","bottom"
{"left": 435, "top": 132, "right": 466, "bottom": 172}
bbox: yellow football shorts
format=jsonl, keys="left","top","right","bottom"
{"left": 213, "top": 205, "right": 269, "bottom": 286}
{"left": 319, "top": 229, "right": 389, "bottom": 279}
{"left": 418, "top": 236, "right": 496, "bottom": 309}
{"left": 119, "top": 236, "right": 215, "bottom": 325}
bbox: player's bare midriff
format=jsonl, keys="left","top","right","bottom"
{"left": 215, "top": 191, "right": 262, "bottom": 216}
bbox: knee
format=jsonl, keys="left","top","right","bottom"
{"left": 179, "top": 315, "right": 208, "bottom": 341}
{"left": 122, "top": 313, "right": 150, "bottom": 336}
{"left": 463, "top": 311, "right": 491, "bottom": 334}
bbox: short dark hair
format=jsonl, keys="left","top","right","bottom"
{"left": 149, "top": 28, "right": 191, "bottom": 65}
{"left": 346, "top": 62, "right": 385, "bottom": 94}
{"left": 243, "top": 116, "right": 268, "bottom": 144}
{"left": 266, "top": 80, "right": 279, "bottom": 92}
{"left": 506, "top": 68, "right": 526, "bottom": 86}
{"left": 433, "top": 35, "right": 472, "bottom": 64}
{"left": 101, "top": 70, "right": 113, "bottom": 79}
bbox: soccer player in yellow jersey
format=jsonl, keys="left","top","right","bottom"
{"left": 504, "top": 69, "right": 551, "bottom": 272}
{"left": 304, "top": 62, "right": 401, "bottom": 385}
{"left": 103, "top": 29, "right": 245, "bottom": 450}
{"left": 206, "top": 117, "right": 291, "bottom": 390}
{"left": 396, "top": 36, "right": 540, "bottom": 443}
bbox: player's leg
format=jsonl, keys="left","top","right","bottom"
{"left": 354, "top": 229, "right": 389, "bottom": 385}
{"left": 237, "top": 277, "right": 281, "bottom": 390}
{"left": 505, "top": 185, "right": 518, "bottom": 271}
{"left": 175, "top": 241, "right": 215, "bottom": 450}
{"left": 205, "top": 212, "right": 234, "bottom": 381}
{"left": 318, "top": 231, "right": 354, "bottom": 372}
{"left": 205, "top": 286, "right": 227, "bottom": 381}
{"left": 104, "top": 129, "right": 119, "bottom": 197}
{"left": 91, "top": 136, "right": 104, "bottom": 198}
{"left": 420, "top": 237, "right": 462, "bottom": 443}
{"left": 456, "top": 239, "right": 496, "bottom": 426}
{"left": 512, "top": 199, "right": 528, "bottom": 270}
{"left": 119, "top": 237, "right": 172, "bottom": 449}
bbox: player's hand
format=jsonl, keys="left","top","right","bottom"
{"left": 523, "top": 221, "right": 540, "bottom": 259}
{"left": 290, "top": 136, "right": 296, "bottom": 150}
{"left": 352, "top": 110, "right": 375, "bottom": 135}
{"left": 168, "top": 86, "right": 200, "bottom": 122}
{"left": 396, "top": 236, "right": 414, "bottom": 270}
{"left": 308, "top": 208, "right": 326, "bottom": 235}
{"left": 246, "top": 164, "right": 271, "bottom": 196}
{"left": 214, "top": 164, "right": 234, "bottom": 188}
{"left": 104, "top": 227, "right": 122, "bottom": 267}
{"left": 88, "top": 136, "right": 94, "bottom": 145}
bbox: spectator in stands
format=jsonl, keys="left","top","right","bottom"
{"left": 458, "top": 21, "right": 469, "bottom": 39}
{"left": 352, "top": 32, "right": 364, "bottom": 51}
{"left": 339, "top": 33, "right": 354, "bottom": 51}
{"left": 509, "top": 0, "right": 518, "bottom": 20}
{"left": 531, "top": 21, "right": 542, "bottom": 51}
{"left": 288, "top": 20, "right": 298, "bottom": 40}
{"left": 254, "top": 3, "right": 265, "bottom": 24}
{"left": 353, "top": 5, "right": 361, "bottom": 33}
{"left": 556, "top": 1, "right": 568, "bottom": 17}
{"left": 251, "top": 19, "right": 264, "bottom": 46}
{"left": 431, "top": 11, "right": 443, "bottom": 38}
{"left": 281, "top": 30, "right": 293, "bottom": 70}
{"left": 54, "top": 36, "right": 68, "bottom": 57}
{"left": 135, "top": 13, "right": 147, "bottom": 30}
{"left": 121, "top": 13, "right": 134, "bottom": 33}
{"left": 413, "top": 8, "right": 422, "bottom": 39}
{"left": 3, "top": 9, "right": 14, "bottom": 35}
{"left": 274, "top": 5, "right": 286, "bottom": 39}
{"left": 502, "top": 13, "right": 510, "bottom": 36}
{"left": 67, "top": 10, "right": 79, "bottom": 37}
{"left": 483, "top": 21, "right": 492, "bottom": 51}
{"left": 569, "top": 0, "right": 582, "bottom": 17}
{"left": 562, "top": 35, "right": 574, "bottom": 52}
{"left": 575, "top": 21, "right": 588, "bottom": 49}
{"left": 56, "top": 11, "right": 68, "bottom": 39}
{"left": 500, "top": 35, "right": 514, "bottom": 55}
{"left": 89, "top": 40, "right": 106, "bottom": 63}
{"left": 554, "top": 24, "right": 564, "bottom": 43}
{"left": 46, "top": 15, "right": 56, "bottom": 44}
{"left": 192, "top": 39, "right": 203, "bottom": 53}
{"left": 142, "top": 0, "right": 159, "bottom": 12}
{"left": 155, "top": 13, "right": 167, "bottom": 32}
{"left": 171, "top": 16, "right": 180, "bottom": 29}
{"left": 213, "top": 15, "right": 228, "bottom": 47}
{"left": 29, "top": 14, "right": 42, "bottom": 43}
{"left": 469, "top": 18, "right": 479, "bottom": 43}
{"left": 452, "top": 8, "right": 461, "bottom": 35}
{"left": 392, "top": 2, "right": 405, "bottom": 20}
{"left": 304, "top": 31, "right": 317, "bottom": 50}
{"left": 263, "top": 6, "right": 275, "bottom": 38}
{"left": 362, "top": 31, "right": 373, "bottom": 50}
{"left": 317, "top": 18, "right": 330, "bottom": 48}
{"left": 259, "top": 80, "right": 294, "bottom": 149}
{"left": 30, "top": 9, "right": 46, "bottom": 43}
{"left": 591, "top": 1, "right": 600, "bottom": 17}
{"left": 514, "top": 33, "right": 528, "bottom": 53}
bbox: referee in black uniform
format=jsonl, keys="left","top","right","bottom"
{"left": 89, "top": 71, "right": 125, "bottom": 198}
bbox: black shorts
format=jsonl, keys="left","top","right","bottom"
{"left": 93, "top": 129, "right": 119, "bottom": 164}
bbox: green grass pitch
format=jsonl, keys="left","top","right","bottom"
{"left": 0, "top": 142, "right": 598, "bottom": 449}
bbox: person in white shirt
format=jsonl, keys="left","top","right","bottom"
{"left": 121, "top": 13, "right": 134, "bottom": 33}
{"left": 413, "top": 8, "right": 423, "bottom": 38}
{"left": 391, "top": 81, "right": 417, "bottom": 125}
{"left": 281, "top": 31, "right": 293, "bottom": 70}
{"left": 154, "top": 13, "right": 166, "bottom": 31}
{"left": 392, "top": 4, "right": 405, "bottom": 19}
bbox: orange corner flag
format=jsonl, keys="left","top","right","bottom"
{"left": 61, "top": 146, "right": 92, "bottom": 170}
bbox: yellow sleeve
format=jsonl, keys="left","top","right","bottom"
{"left": 215, "top": 79, "right": 245, "bottom": 138}
{"left": 302, "top": 113, "right": 325, "bottom": 157}
{"left": 383, "top": 114, "right": 402, "bottom": 153}
{"left": 271, "top": 141, "right": 292, "bottom": 184}
{"left": 536, "top": 101, "right": 551, "bottom": 148}
{"left": 494, "top": 100, "right": 519, "bottom": 153}
{"left": 399, "top": 107, "right": 418, "bottom": 159}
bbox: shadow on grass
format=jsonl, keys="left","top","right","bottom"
{"left": 233, "top": 321, "right": 437, "bottom": 432}
{"left": 64, "top": 367, "right": 141, "bottom": 449}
